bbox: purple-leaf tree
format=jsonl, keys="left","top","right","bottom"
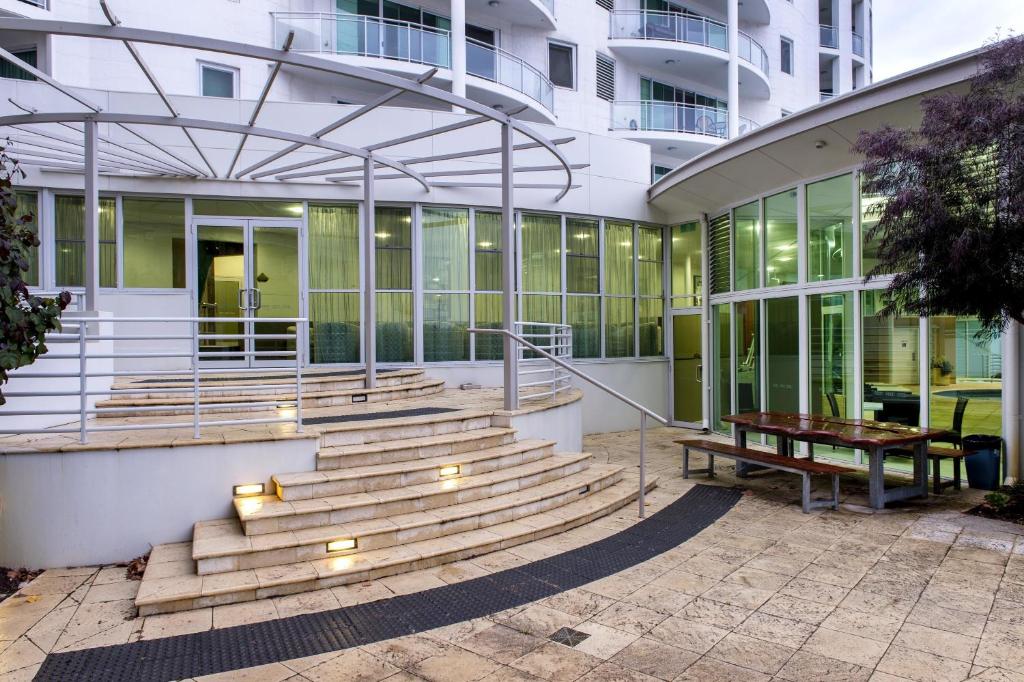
{"left": 854, "top": 35, "right": 1024, "bottom": 337}
{"left": 0, "top": 147, "right": 70, "bottom": 405}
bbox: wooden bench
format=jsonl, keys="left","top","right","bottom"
{"left": 888, "top": 445, "right": 966, "bottom": 494}
{"left": 675, "top": 438, "right": 855, "bottom": 513}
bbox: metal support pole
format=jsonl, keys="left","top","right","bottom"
{"left": 364, "top": 155, "right": 377, "bottom": 389}
{"left": 83, "top": 117, "right": 100, "bottom": 310}
{"left": 192, "top": 321, "right": 200, "bottom": 439}
{"left": 638, "top": 411, "right": 647, "bottom": 518}
{"left": 295, "top": 322, "right": 304, "bottom": 433}
{"left": 501, "top": 122, "right": 518, "bottom": 410}
{"left": 79, "top": 322, "right": 88, "bottom": 444}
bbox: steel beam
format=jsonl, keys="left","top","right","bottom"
{"left": 326, "top": 163, "right": 588, "bottom": 182}
{"left": 363, "top": 155, "right": 377, "bottom": 390}
{"left": 83, "top": 118, "right": 99, "bottom": 310}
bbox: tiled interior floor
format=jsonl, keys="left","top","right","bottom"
{"left": 3, "top": 426, "right": 1024, "bottom": 681}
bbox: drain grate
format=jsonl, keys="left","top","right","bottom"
{"left": 549, "top": 627, "right": 591, "bottom": 647}
{"left": 34, "top": 485, "right": 742, "bottom": 682}
{"left": 304, "top": 407, "right": 458, "bottom": 425}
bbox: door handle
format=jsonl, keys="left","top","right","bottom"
{"left": 696, "top": 364, "right": 702, "bottom": 382}
{"left": 251, "top": 288, "right": 262, "bottom": 311}
{"left": 237, "top": 288, "right": 249, "bottom": 311}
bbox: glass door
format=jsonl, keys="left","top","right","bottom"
{"left": 672, "top": 312, "right": 703, "bottom": 426}
{"left": 194, "top": 219, "right": 300, "bottom": 367}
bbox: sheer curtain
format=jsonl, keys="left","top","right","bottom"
{"left": 422, "top": 207, "right": 469, "bottom": 290}
{"left": 522, "top": 213, "right": 561, "bottom": 293}
{"left": 55, "top": 195, "right": 116, "bottom": 287}
{"left": 308, "top": 204, "right": 360, "bottom": 363}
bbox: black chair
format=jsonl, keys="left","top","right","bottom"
{"left": 825, "top": 392, "right": 840, "bottom": 418}
{"left": 932, "top": 396, "right": 969, "bottom": 449}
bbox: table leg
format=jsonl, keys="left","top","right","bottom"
{"left": 914, "top": 441, "right": 929, "bottom": 501}
{"left": 869, "top": 444, "right": 885, "bottom": 509}
{"left": 735, "top": 427, "right": 751, "bottom": 478}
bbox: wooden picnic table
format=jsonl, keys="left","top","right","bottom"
{"left": 722, "top": 411, "right": 952, "bottom": 510}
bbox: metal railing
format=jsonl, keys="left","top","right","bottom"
{"left": 0, "top": 315, "right": 307, "bottom": 443}
{"left": 272, "top": 12, "right": 554, "bottom": 113}
{"left": 29, "top": 289, "right": 85, "bottom": 311}
{"left": 610, "top": 101, "right": 727, "bottom": 138}
{"left": 515, "top": 322, "right": 573, "bottom": 401}
{"left": 536, "top": 0, "right": 555, "bottom": 16}
{"left": 852, "top": 31, "right": 865, "bottom": 57}
{"left": 738, "top": 115, "right": 759, "bottom": 135}
{"left": 469, "top": 324, "right": 668, "bottom": 518}
{"left": 608, "top": 11, "right": 768, "bottom": 74}
{"left": 467, "top": 38, "right": 554, "bottom": 112}
{"left": 819, "top": 24, "right": 838, "bottom": 48}
{"left": 820, "top": 90, "right": 835, "bottom": 102}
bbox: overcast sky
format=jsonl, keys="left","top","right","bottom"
{"left": 872, "top": 0, "right": 1024, "bottom": 80}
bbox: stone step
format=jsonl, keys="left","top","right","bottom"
{"left": 317, "top": 410, "right": 495, "bottom": 449}
{"left": 194, "top": 463, "right": 624, "bottom": 575}
{"left": 109, "top": 368, "right": 425, "bottom": 399}
{"left": 135, "top": 476, "right": 657, "bottom": 615}
{"left": 94, "top": 378, "right": 446, "bottom": 418}
{"left": 234, "top": 452, "right": 595, "bottom": 536}
{"left": 274, "top": 438, "right": 556, "bottom": 501}
{"left": 317, "top": 426, "right": 516, "bottom": 470}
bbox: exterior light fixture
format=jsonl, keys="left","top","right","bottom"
{"left": 233, "top": 483, "right": 265, "bottom": 497}
{"left": 327, "top": 538, "right": 357, "bottom": 553}
{"left": 440, "top": 464, "right": 461, "bottom": 477}
{"left": 489, "top": 0, "right": 500, "bottom": 6}
{"left": 814, "top": 139, "right": 828, "bottom": 149}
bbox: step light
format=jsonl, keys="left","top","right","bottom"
{"left": 327, "top": 538, "right": 357, "bottom": 553}
{"left": 232, "top": 483, "right": 265, "bottom": 497}
{"left": 439, "top": 464, "right": 461, "bottom": 477}
{"left": 352, "top": 394, "right": 368, "bottom": 403}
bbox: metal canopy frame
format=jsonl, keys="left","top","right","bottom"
{"left": 0, "top": 7, "right": 580, "bottom": 404}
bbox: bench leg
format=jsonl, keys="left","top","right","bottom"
{"left": 801, "top": 473, "right": 811, "bottom": 514}
{"left": 953, "top": 458, "right": 962, "bottom": 491}
{"left": 682, "top": 447, "right": 714, "bottom": 479}
{"left": 683, "top": 446, "right": 690, "bottom": 478}
{"left": 807, "top": 442, "right": 814, "bottom": 461}
{"left": 708, "top": 454, "right": 715, "bottom": 478}
{"left": 832, "top": 473, "right": 840, "bottom": 510}
{"left": 931, "top": 456, "right": 942, "bottom": 494}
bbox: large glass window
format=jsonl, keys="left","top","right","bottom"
{"left": 55, "top": 195, "right": 117, "bottom": 288}
{"left": 765, "top": 189, "right": 798, "bottom": 286}
{"left": 605, "top": 221, "right": 635, "bottom": 357}
{"left": 929, "top": 316, "right": 1002, "bottom": 440}
{"left": 15, "top": 192, "right": 38, "bottom": 287}
{"left": 475, "top": 211, "right": 502, "bottom": 293}
{"left": 605, "top": 297, "right": 634, "bottom": 358}
{"left": 807, "top": 174, "right": 853, "bottom": 282}
{"left": 193, "top": 199, "right": 303, "bottom": 218}
{"left": 671, "top": 221, "right": 701, "bottom": 307}
{"left": 713, "top": 303, "right": 731, "bottom": 433}
{"left": 522, "top": 213, "right": 561, "bottom": 293}
{"left": 732, "top": 201, "right": 760, "bottom": 291}
{"left": 765, "top": 297, "right": 799, "bottom": 414}
{"left": 567, "top": 217, "right": 600, "bottom": 357}
{"left": 863, "top": 290, "right": 920, "bottom": 425}
{"left": 422, "top": 207, "right": 470, "bottom": 362}
{"left": 424, "top": 293, "right": 469, "bottom": 361}
{"left": 376, "top": 207, "right": 413, "bottom": 362}
{"left": 808, "top": 292, "right": 854, "bottom": 418}
{"left": 638, "top": 226, "right": 664, "bottom": 356}
{"left": 860, "top": 179, "right": 887, "bottom": 276}
{"left": 735, "top": 300, "right": 760, "bottom": 414}
{"left": 123, "top": 198, "right": 186, "bottom": 288}
{"left": 309, "top": 204, "right": 360, "bottom": 363}
{"left": 567, "top": 296, "right": 600, "bottom": 358}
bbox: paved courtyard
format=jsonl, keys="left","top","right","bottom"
{"left": 3, "top": 426, "right": 1024, "bottom": 681}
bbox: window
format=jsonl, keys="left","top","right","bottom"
{"left": 651, "top": 165, "right": 672, "bottom": 183}
{"left": 548, "top": 41, "right": 575, "bottom": 89}
{"left": 199, "top": 62, "right": 237, "bottom": 98}
{"left": 604, "top": 221, "right": 634, "bottom": 357}
{"left": 55, "top": 195, "right": 117, "bottom": 288}
{"left": 765, "top": 189, "right": 798, "bottom": 286}
{"left": 474, "top": 211, "right": 503, "bottom": 361}
{"left": 376, "top": 207, "right": 414, "bottom": 362}
{"left": 123, "top": 198, "right": 186, "bottom": 288}
{"left": 15, "top": 192, "right": 39, "bottom": 286}
{"left": 807, "top": 174, "right": 853, "bottom": 281}
{"left": 309, "top": 204, "right": 360, "bottom": 363}
{"left": 566, "top": 218, "right": 600, "bottom": 358}
{"left": 780, "top": 37, "right": 793, "bottom": 75}
{"left": 638, "top": 226, "right": 664, "bottom": 356}
{"left": 735, "top": 300, "right": 760, "bottom": 414}
{"left": 732, "top": 201, "right": 760, "bottom": 291}
{"left": 0, "top": 48, "right": 37, "bottom": 81}
{"left": 671, "top": 221, "right": 701, "bottom": 308}
{"left": 595, "top": 54, "right": 615, "bottom": 101}
{"left": 422, "top": 207, "right": 470, "bottom": 362}
{"left": 712, "top": 303, "right": 731, "bottom": 433}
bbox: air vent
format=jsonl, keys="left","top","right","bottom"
{"left": 709, "top": 213, "right": 731, "bottom": 295}
{"left": 595, "top": 0, "right": 613, "bottom": 11}
{"left": 596, "top": 54, "right": 615, "bottom": 101}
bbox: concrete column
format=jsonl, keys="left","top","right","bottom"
{"left": 451, "top": 0, "right": 467, "bottom": 113}
{"left": 726, "top": 0, "right": 739, "bottom": 139}
{"left": 363, "top": 155, "right": 377, "bottom": 389}
{"left": 1003, "top": 322, "right": 1021, "bottom": 482}
{"left": 837, "top": 0, "right": 853, "bottom": 93}
{"left": 501, "top": 122, "right": 518, "bottom": 410}
{"left": 83, "top": 117, "right": 99, "bottom": 310}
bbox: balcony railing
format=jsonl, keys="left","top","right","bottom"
{"left": 738, "top": 115, "right": 759, "bottom": 135}
{"left": 608, "top": 11, "right": 768, "bottom": 74}
{"left": 820, "top": 90, "right": 835, "bottom": 102}
{"left": 272, "top": 12, "right": 554, "bottom": 113}
{"left": 467, "top": 38, "right": 554, "bottom": 112}
{"left": 611, "top": 101, "right": 727, "bottom": 138}
{"left": 852, "top": 31, "right": 865, "bottom": 57}
{"left": 819, "top": 24, "right": 838, "bottom": 48}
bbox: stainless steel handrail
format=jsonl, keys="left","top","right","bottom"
{"left": 470, "top": 326, "right": 668, "bottom": 518}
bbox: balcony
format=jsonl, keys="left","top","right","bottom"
{"left": 819, "top": 24, "right": 837, "bottom": 49}
{"left": 273, "top": 12, "right": 555, "bottom": 121}
{"left": 607, "top": 11, "right": 770, "bottom": 99}
{"left": 609, "top": 101, "right": 759, "bottom": 159}
{"left": 820, "top": 90, "right": 835, "bottom": 102}
{"left": 465, "top": 0, "right": 555, "bottom": 29}
{"left": 852, "top": 31, "right": 865, "bottom": 58}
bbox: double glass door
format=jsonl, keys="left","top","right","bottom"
{"left": 194, "top": 219, "right": 301, "bottom": 366}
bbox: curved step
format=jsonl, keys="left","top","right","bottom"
{"left": 195, "top": 464, "right": 625, "bottom": 574}
{"left": 318, "top": 410, "right": 495, "bottom": 448}
{"left": 317, "top": 426, "right": 516, "bottom": 470}
{"left": 136, "top": 476, "right": 657, "bottom": 616}
{"left": 94, "top": 378, "right": 446, "bottom": 418}
{"left": 235, "top": 452, "right": 595, "bottom": 536}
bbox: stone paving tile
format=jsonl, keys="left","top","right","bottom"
{"left": 609, "top": 637, "right": 700, "bottom": 681}
{"left": 775, "top": 650, "right": 872, "bottom": 682}
{"left": 510, "top": 641, "right": 604, "bottom": 680}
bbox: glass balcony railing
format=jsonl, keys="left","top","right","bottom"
{"left": 820, "top": 90, "right": 835, "bottom": 102}
{"left": 738, "top": 115, "right": 759, "bottom": 136}
{"left": 272, "top": 12, "right": 553, "bottom": 113}
{"left": 852, "top": 31, "right": 865, "bottom": 57}
{"left": 608, "top": 11, "right": 768, "bottom": 75}
{"left": 820, "top": 24, "right": 838, "bottom": 48}
{"left": 610, "top": 101, "right": 728, "bottom": 138}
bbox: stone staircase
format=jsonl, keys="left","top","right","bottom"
{"left": 95, "top": 368, "right": 444, "bottom": 417}
{"left": 134, "top": 403, "right": 655, "bottom": 615}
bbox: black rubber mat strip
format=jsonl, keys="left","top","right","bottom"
{"left": 34, "top": 485, "right": 741, "bottom": 682}
{"left": 303, "top": 406, "right": 458, "bottom": 425}
{"left": 133, "top": 369, "right": 393, "bottom": 384}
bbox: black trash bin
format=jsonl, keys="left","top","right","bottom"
{"left": 963, "top": 434, "right": 1003, "bottom": 491}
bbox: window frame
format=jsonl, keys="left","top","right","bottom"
{"left": 198, "top": 61, "right": 239, "bottom": 99}
{"left": 547, "top": 40, "right": 577, "bottom": 90}
{"left": 779, "top": 37, "right": 794, "bottom": 76}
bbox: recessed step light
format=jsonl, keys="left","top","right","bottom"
{"left": 440, "top": 464, "right": 461, "bottom": 477}
{"left": 327, "top": 538, "right": 357, "bottom": 553}
{"left": 233, "top": 483, "right": 265, "bottom": 497}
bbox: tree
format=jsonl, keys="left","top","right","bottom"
{"left": 854, "top": 35, "right": 1024, "bottom": 337}
{"left": 0, "top": 148, "right": 70, "bottom": 405}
